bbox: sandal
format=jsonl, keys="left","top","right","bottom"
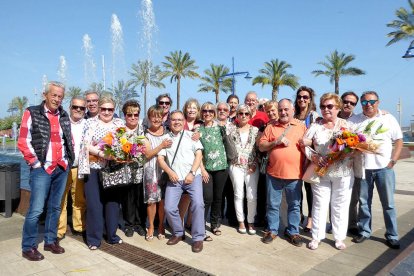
{"left": 145, "top": 234, "right": 154, "bottom": 241}
{"left": 308, "top": 239, "right": 320, "bottom": 250}
{"left": 212, "top": 228, "right": 222, "bottom": 236}
{"left": 335, "top": 240, "right": 346, "bottom": 250}
{"left": 88, "top": 245, "right": 98, "bottom": 250}
{"left": 157, "top": 233, "right": 165, "bottom": 240}
{"left": 204, "top": 235, "right": 213, "bottom": 242}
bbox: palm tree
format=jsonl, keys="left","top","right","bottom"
{"left": 65, "top": 86, "right": 82, "bottom": 103}
{"left": 161, "top": 50, "right": 200, "bottom": 109}
{"left": 10, "top": 96, "right": 28, "bottom": 117}
{"left": 89, "top": 82, "right": 105, "bottom": 96}
{"left": 386, "top": 0, "right": 414, "bottom": 46}
{"left": 252, "top": 59, "right": 299, "bottom": 102}
{"left": 198, "top": 64, "right": 233, "bottom": 103}
{"left": 312, "top": 50, "right": 365, "bottom": 94}
{"left": 109, "top": 80, "right": 137, "bottom": 116}
{"left": 128, "top": 60, "right": 165, "bottom": 112}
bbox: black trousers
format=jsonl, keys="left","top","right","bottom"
{"left": 300, "top": 181, "right": 313, "bottom": 218}
{"left": 221, "top": 176, "right": 237, "bottom": 224}
{"left": 121, "top": 183, "right": 146, "bottom": 229}
{"left": 255, "top": 172, "right": 267, "bottom": 227}
{"left": 203, "top": 169, "right": 229, "bottom": 229}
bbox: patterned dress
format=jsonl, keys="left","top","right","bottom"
{"left": 143, "top": 131, "right": 167, "bottom": 203}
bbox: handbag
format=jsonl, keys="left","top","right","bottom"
{"left": 220, "top": 126, "right": 238, "bottom": 161}
{"left": 158, "top": 131, "right": 184, "bottom": 186}
{"left": 101, "top": 161, "right": 132, "bottom": 189}
{"left": 260, "top": 124, "right": 292, "bottom": 174}
{"left": 302, "top": 162, "right": 320, "bottom": 184}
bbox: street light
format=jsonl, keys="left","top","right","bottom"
{"left": 219, "top": 57, "right": 252, "bottom": 95}
{"left": 402, "top": 40, "right": 414, "bottom": 58}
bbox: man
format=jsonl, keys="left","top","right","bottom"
{"left": 216, "top": 102, "right": 230, "bottom": 126}
{"left": 245, "top": 91, "right": 269, "bottom": 227}
{"left": 258, "top": 99, "right": 306, "bottom": 246}
{"left": 158, "top": 110, "right": 205, "bottom": 253}
{"left": 84, "top": 90, "right": 100, "bottom": 119}
{"left": 351, "top": 91, "right": 403, "bottom": 249}
{"left": 338, "top": 91, "right": 360, "bottom": 236}
{"left": 226, "top": 94, "right": 239, "bottom": 123}
{"left": 57, "top": 96, "right": 87, "bottom": 240}
{"left": 18, "top": 81, "right": 74, "bottom": 261}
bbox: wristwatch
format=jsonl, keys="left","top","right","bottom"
{"left": 390, "top": 159, "right": 397, "bottom": 165}
{"left": 190, "top": 170, "right": 196, "bottom": 176}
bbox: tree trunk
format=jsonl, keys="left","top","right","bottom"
{"left": 335, "top": 77, "right": 339, "bottom": 94}
{"left": 144, "top": 85, "right": 147, "bottom": 113}
{"left": 176, "top": 77, "right": 181, "bottom": 110}
{"left": 215, "top": 88, "right": 219, "bottom": 103}
{"left": 272, "top": 87, "right": 278, "bottom": 102}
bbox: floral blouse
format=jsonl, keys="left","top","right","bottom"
{"left": 198, "top": 122, "right": 228, "bottom": 171}
{"left": 226, "top": 124, "right": 259, "bottom": 169}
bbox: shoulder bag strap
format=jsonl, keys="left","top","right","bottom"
{"left": 170, "top": 130, "right": 184, "bottom": 166}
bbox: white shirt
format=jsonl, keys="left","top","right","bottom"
{"left": 350, "top": 112, "right": 402, "bottom": 169}
{"left": 158, "top": 130, "right": 203, "bottom": 181}
{"left": 70, "top": 118, "right": 86, "bottom": 167}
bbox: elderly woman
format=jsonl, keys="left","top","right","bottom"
{"left": 294, "top": 86, "right": 320, "bottom": 232}
{"left": 227, "top": 104, "right": 259, "bottom": 234}
{"left": 302, "top": 93, "right": 354, "bottom": 250}
{"left": 78, "top": 96, "right": 125, "bottom": 250}
{"left": 143, "top": 105, "right": 173, "bottom": 241}
{"left": 120, "top": 100, "right": 147, "bottom": 238}
{"left": 198, "top": 102, "right": 229, "bottom": 236}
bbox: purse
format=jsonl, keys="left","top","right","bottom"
{"left": 220, "top": 126, "right": 238, "bottom": 161}
{"left": 158, "top": 131, "right": 184, "bottom": 186}
{"left": 302, "top": 162, "right": 320, "bottom": 184}
{"left": 101, "top": 161, "right": 132, "bottom": 189}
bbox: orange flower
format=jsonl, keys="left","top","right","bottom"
{"left": 336, "top": 138, "right": 345, "bottom": 145}
{"left": 346, "top": 136, "right": 359, "bottom": 147}
{"left": 102, "top": 133, "right": 113, "bottom": 145}
{"left": 122, "top": 142, "right": 132, "bottom": 153}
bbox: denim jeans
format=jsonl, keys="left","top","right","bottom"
{"left": 22, "top": 166, "right": 69, "bottom": 251}
{"left": 358, "top": 168, "right": 398, "bottom": 240}
{"left": 266, "top": 175, "right": 301, "bottom": 236}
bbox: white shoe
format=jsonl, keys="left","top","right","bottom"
{"left": 238, "top": 228, "right": 247, "bottom": 234}
{"left": 335, "top": 240, "right": 346, "bottom": 250}
{"left": 308, "top": 239, "right": 320, "bottom": 250}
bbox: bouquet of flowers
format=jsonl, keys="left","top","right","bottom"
{"left": 98, "top": 127, "right": 146, "bottom": 166}
{"left": 315, "top": 126, "right": 381, "bottom": 176}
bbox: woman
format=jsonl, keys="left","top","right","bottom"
{"left": 302, "top": 93, "right": 354, "bottom": 250}
{"left": 227, "top": 95, "right": 239, "bottom": 123}
{"left": 120, "top": 100, "right": 147, "bottom": 238}
{"left": 78, "top": 96, "right": 124, "bottom": 250}
{"left": 144, "top": 105, "right": 173, "bottom": 241}
{"left": 198, "top": 102, "right": 229, "bottom": 236}
{"left": 227, "top": 105, "right": 259, "bottom": 234}
{"left": 294, "top": 86, "right": 320, "bottom": 232}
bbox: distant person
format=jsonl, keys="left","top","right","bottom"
{"left": 351, "top": 91, "right": 403, "bottom": 249}
{"left": 57, "top": 96, "right": 87, "bottom": 240}
{"left": 18, "top": 81, "right": 74, "bottom": 261}
{"left": 84, "top": 90, "right": 100, "bottom": 119}
{"left": 143, "top": 93, "right": 173, "bottom": 130}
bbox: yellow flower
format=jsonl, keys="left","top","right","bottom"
{"left": 119, "top": 137, "right": 127, "bottom": 145}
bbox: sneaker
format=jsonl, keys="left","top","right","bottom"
{"left": 124, "top": 227, "right": 134, "bottom": 237}
{"left": 134, "top": 225, "right": 146, "bottom": 236}
{"left": 386, "top": 239, "right": 400, "bottom": 249}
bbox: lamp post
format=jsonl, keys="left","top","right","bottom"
{"left": 402, "top": 40, "right": 414, "bottom": 58}
{"left": 219, "top": 57, "right": 252, "bottom": 95}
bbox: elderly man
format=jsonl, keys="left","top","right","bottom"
{"left": 158, "top": 110, "right": 205, "bottom": 253}
{"left": 18, "top": 81, "right": 74, "bottom": 261}
{"left": 57, "top": 96, "right": 87, "bottom": 240}
{"left": 84, "top": 90, "right": 100, "bottom": 119}
{"left": 351, "top": 91, "right": 403, "bottom": 249}
{"left": 216, "top": 102, "right": 230, "bottom": 126}
{"left": 258, "top": 99, "right": 306, "bottom": 246}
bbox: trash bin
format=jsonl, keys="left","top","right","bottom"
{"left": 0, "top": 162, "right": 20, "bottom": 217}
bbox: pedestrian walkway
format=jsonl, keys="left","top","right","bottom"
{"left": 1, "top": 157, "right": 413, "bottom": 275}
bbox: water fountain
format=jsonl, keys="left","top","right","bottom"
{"left": 57, "top": 55, "right": 67, "bottom": 84}
{"left": 111, "top": 14, "right": 126, "bottom": 89}
{"left": 42, "top": 74, "right": 48, "bottom": 92}
{"left": 82, "top": 34, "right": 97, "bottom": 88}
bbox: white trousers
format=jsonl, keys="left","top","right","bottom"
{"left": 229, "top": 165, "right": 259, "bottom": 223}
{"left": 311, "top": 174, "right": 353, "bottom": 241}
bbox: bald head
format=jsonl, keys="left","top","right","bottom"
{"left": 278, "top": 98, "right": 295, "bottom": 124}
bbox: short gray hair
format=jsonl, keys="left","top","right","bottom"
{"left": 361, "top": 91, "right": 379, "bottom": 101}
{"left": 45, "top": 81, "right": 65, "bottom": 94}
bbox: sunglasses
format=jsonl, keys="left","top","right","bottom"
{"left": 126, "top": 113, "right": 139, "bottom": 118}
{"left": 71, "top": 105, "right": 86, "bottom": 111}
{"left": 297, "top": 95, "right": 310, "bottom": 100}
{"left": 238, "top": 112, "right": 250, "bottom": 116}
{"left": 361, "top": 100, "right": 378, "bottom": 106}
{"left": 343, "top": 100, "right": 357, "bottom": 106}
{"left": 100, "top": 107, "right": 114, "bottom": 112}
{"left": 158, "top": 101, "right": 171, "bottom": 106}
{"left": 319, "top": 104, "right": 337, "bottom": 110}
{"left": 202, "top": 109, "right": 215, "bottom": 114}
{"left": 218, "top": 108, "right": 229, "bottom": 112}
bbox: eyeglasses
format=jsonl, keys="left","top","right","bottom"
{"left": 297, "top": 95, "right": 310, "bottom": 100}
{"left": 218, "top": 108, "right": 229, "bottom": 112}
{"left": 343, "top": 100, "right": 357, "bottom": 106}
{"left": 238, "top": 112, "right": 250, "bottom": 116}
{"left": 71, "top": 105, "right": 86, "bottom": 111}
{"left": 361, "top": 100, "right": 378, "bottom": 106}
{"left": 202, "top": 109, "right": 215, "bottom": 114}
{"left": 86, "top": 99, "right": 98, "bottom": 103}
{"left": 171, "top": 118, "right": 183, "bottom": 122}
{"left": 126, "top": 113, "right": 139, "bottom": 118}
{"left": 100, "top": 107, "right": 114, "bottom": 112}
{"left": 319, "top": 104, "right": 337, "bottom": 110}
{"left": 158, "top": 101, "right": 171, "bottom": 106}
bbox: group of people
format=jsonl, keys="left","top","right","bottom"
{"left": 18, "top": 80, "right": 403, "bottom": 261}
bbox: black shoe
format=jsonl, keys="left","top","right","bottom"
{"left": 72, "top": 230, "right": 84, "bottom": 236}
{"left": 347, "top": 228, "right": 359, "bottom": 236}
{"left": 134, "top": 225, "right": 146, "bottom": 236}
{"left": 386, "top": 239, "right": 400, "bottom": 249}
{"left": 353, "top": 234, "right": 369, "bottom": 243}
{"left": 124, "top": 227, "right": 134, "bottom": 237}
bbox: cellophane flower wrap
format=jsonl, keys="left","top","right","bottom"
{"left": 315, "top": 124, "right": 383, "bottom": 176}
{"left": 98, "top": 127, "right": 146, "bottom": 166}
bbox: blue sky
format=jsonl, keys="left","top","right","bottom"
{"left": 1, "top": 0, "right": 413, "bottom": 126}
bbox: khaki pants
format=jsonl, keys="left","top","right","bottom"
{"left": 58, "top": 167, "right": 86, "bottom": 238}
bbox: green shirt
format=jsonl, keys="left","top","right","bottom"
{"left": 199, "top": 124, "right": 228, "bottom": 171}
